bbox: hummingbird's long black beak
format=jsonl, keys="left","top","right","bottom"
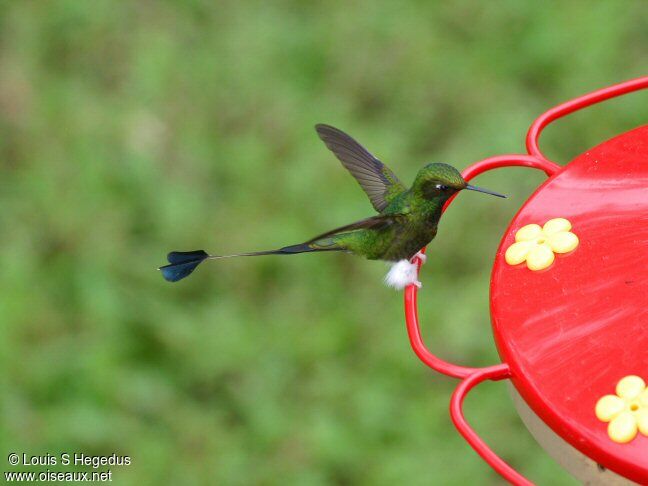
{"left": 465, "top": 184, "right": 507, "bottom": 198}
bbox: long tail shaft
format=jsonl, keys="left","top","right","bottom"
{"left": 206, "top": 242, "right": 316, "bottom": 259}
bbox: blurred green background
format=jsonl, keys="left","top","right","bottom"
{"left": 1, "top": 1, "right": 646, "bottom": 484}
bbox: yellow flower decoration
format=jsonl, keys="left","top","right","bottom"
{"left": 595, "top": 375, "right": 648, "bottom": 443}
{"left": 505, "top": 218, "right": 579, "bottom": 271}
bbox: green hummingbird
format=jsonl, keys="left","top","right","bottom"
{"left": 160, "top": 124, "right": 505, "bottom": 288}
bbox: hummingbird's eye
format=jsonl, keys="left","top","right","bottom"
{"left": 435, "top": 184, "right": 450, "bottom": 191}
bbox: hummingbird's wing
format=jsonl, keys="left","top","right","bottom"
{"left": 315, "top": 124, "right": 407, "bottom": 212}
{"left": 306, "top": 213, "right": 406, "bottom": 244}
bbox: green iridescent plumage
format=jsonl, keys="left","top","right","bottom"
{"left": 160, "top": 124, "right": 505, "bottom": 282}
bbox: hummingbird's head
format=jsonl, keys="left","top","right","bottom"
{"left": 413, "top": 163, "right": 506, "bottom": 201}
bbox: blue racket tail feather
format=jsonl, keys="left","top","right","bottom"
{"left": 159, "top": 250, "right": 209, "bottom": 282}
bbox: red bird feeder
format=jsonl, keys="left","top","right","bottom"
{"left": 404, "top": 77, "right": 648, "bottom": 485}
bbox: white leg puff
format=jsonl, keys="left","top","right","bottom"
{"left": 384, "top": 259, "right": 422, "bottom": 290}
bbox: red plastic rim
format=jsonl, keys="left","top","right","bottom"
{"left": 491, "top": 125, "right": 648, "bottom": 483}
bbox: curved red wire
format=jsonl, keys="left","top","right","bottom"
{"left": 449, "top": 364, "right": 534, "bottom": 486}
{"left": 527, "top": 76, "right": 648, "bottom": 161}
{"left": 404, "top": 155, "right": 559, "bottom": 379}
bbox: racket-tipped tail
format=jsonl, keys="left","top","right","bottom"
{"left": 159, "top": 250, "right": 209, "bottom": 282}
{"left": 159, "top": 242, "right": 341, "bottom": 282}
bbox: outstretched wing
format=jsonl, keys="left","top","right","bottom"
{"left": 315, "top": 124, "right": 407, "bottom": 212}
{"left": 306, "top": 213, "right": 406, "bottom": 244}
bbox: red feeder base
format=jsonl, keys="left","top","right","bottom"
{"left": 493, "top": 124, "right": 648, "bottom": 484}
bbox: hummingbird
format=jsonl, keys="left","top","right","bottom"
{"left": 159, "top": 124, "right": 506, "bottom": 289}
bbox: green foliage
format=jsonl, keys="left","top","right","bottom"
{"left": 1, "top": 1, "right": 646, "bottom": 484}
